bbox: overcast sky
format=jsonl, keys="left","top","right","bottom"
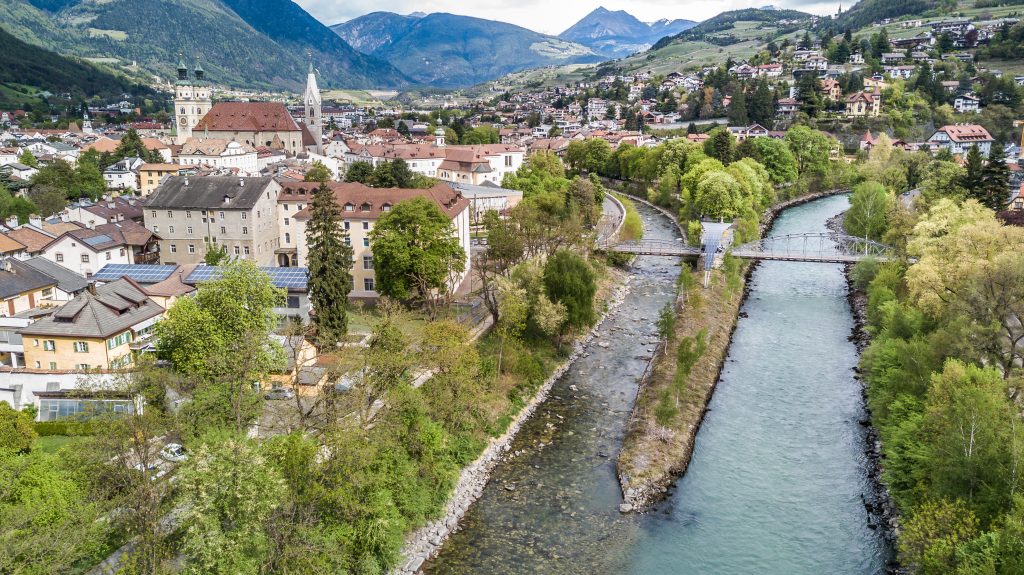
{"left": 295, "top": 0, "right": 839, "bottom": 35}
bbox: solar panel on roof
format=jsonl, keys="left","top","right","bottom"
{"left": 184, "top": 266, "right": 309, "bottom": 290}
{"left": 93, "top": 264, "right": 178, "bottom": 283}
{"left": 83, "top": 234, "right": 114, "bottom": 246}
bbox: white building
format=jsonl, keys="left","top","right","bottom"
{"left": 103, "top": 157, "right": 145, "bottom": 191}
{"left": 953, "top": 94, "right": 981, "bottom": 113}
{"left": 927, "top": 124, "right": 994, "bottom": 156}
{"left": 173, "top": 58, "right": 212, "bottom": 146}
{"left": 178, "top": 138, "right": 258, "bottom": 174}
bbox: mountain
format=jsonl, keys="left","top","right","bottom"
{"left": 651, "top": 7, "right": 812, "bottom": 50}
{"left": 0, "top": 0, "right": 409, "bottom": 91}
{"left": 330, "top": 12, "right": 420, "bottom": 54}
{"left": 0, "top": 24, "right": 151, "bottom": 107}
{"left": 825, "top": 0, "right": 937, "bottom": 33}
{"left": 332, "top": 12, "right": 600, "bottom": 88}
{"left": 559, "top": 7, "right": 696, "bottom": 57}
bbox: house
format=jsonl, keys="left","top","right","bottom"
{"left": 802, "top": 55, "right": 829, "bottom": 71}
{"left": 881, "top": 52, "right": 905, "bottom": 65}
{"left": 0, "top": 259, "right": 58, "bottom": 316}
{"left": 18, "top": 278, "right": 164, "bottom": 371}
{"left": 62, "top": 196, "right": 145, "bottom": 228}
{"left": 845, "top": 92, "right": 882, "bottom": 117}
{"left": 289, "top": 181, "right": 471, "bottom": 298}
{"left": 821, "top": 78, "right": 843, "bottom": 101}
{"left": 39, "top": 226, "right": 138, "bottom": 277}
{"left": 927, "top": 124, "right": 994, "bottom": 156}
{"left": 587, "top": 98, "right": 608, "bottom": 121}
{"left": 144, "top": 176, "right": 281, "bottom": 266}
{"left": 4, "top": 162, "right": 37, "bottom": 180}
{"left": 727, "top": 124, "right": 770, "bottom": 141}
{"left": 953, "top": 94, "right": 981, "bottom": 114}
{"left": 450, "top": 181, "right": 524, "bottom": 224}
{"left": 14, "top": 257, "right": 88, "bottom": 301}
{"left": 756, "top": 63, "right": 783, "bottom": 78}
{"left": 776, "top": 97, "right": 800, "bottom": 119}
{"left": 194, "top": 102, "right": 307, "bottom": 156}
{"left": 863, "top": 75, "right": 888, "bottom": 91}
{"left": 6, "top": 224, "right": 55, "bottom": 258}
{"left": 849, "top": 53, "right": 865, "bottom": 65}
{"left": 178, "top": 137, "right": 258, "bottom": 174}
{"left": 138, "top": 163, "right": 186, "bottom": 197}
{"left": 884, "top": 66, "right": 916, "bottom": 80}
{"left": 102, "top": 157, "right": 145, "bottom": 191}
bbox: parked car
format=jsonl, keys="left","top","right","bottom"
{"left": 159, "top": 443, "right": 187, "bottom": 463}
{"left": 264, "top": 387, "right": 295, "bottom": 400}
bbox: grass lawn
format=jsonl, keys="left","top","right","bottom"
{"left": 34, "top": 435, "right": 80, "bottom": 454}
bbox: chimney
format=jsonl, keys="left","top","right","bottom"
{"left": 239, "top": 178, "right": 244, "bottom": 187}
{"left": 184, "top": 177, "right": 190, "bottom": 186}
{"left": 28, "top": 214, "right": 41, "bottom": 229}
{"left": 87, "top": 281, "right": 97, "bottom": 295}
{"left": 107, "top": 201, "right": 115, "bottom": 209}
{"left": 2, "top": 259, "right": 11, "bottom": 273}
{"left": 223, "top": 194, "right": 231, "bottom": 205}
{"left": 5, "top": 215, "right": 16, "bottom": 228}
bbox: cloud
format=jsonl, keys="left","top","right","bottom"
{"left": 296, "top": 0, "right": 835, "bottom": 34}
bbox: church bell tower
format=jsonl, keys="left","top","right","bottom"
{"left": 303, "top": 56, "right": 323, "bottom": 155}
{"left": 173, "top": 54, "right": 212, "bottom": 145}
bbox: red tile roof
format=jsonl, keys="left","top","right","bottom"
{"left": 196, "top": 102, "right": 300, "bottom": 133}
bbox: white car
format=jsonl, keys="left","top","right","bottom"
{"left": 159, "top": 443, "right": 187, "bottom": 463}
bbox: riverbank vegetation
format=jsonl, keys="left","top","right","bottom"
{"left": 846, "top": 135, "right": 1022, "bottom": 573}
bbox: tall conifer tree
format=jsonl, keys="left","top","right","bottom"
{"left": 306, "top": 182, "right": 353, "bottom": 348}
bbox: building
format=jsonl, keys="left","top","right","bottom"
{"left": 821, "top": 78, "right": 843, "bottom": 101}
{"left": 102, "top": 157, "right": 145, "bottom": 190}
{"left": 0, "top": 259, "right": 58, "bottom": 316}
{"left": 39, "top": 226, "right": 139, "bottom": 277}
{"left": 173, "top": 58, "right": 212, "bottom": 146}
{"left": 195, "top": 102, "right": 307, "bottom": 156}
{"left": 144, "top": 176, "right": 281, "bottom": 266}
{"left": 953, "top": 94, "right": 981, "bottom": 114}
{"left": 776, "top": 97, "right": 799, "bottom": 119}
{"left": 587, "top": 98, "right": 608, "bottom": 121}
{"left": 18, "top": 278, "right": 164, "bottom": 371}
{"left": 178, "top": 137, "right": 258, "bottom": 174}
{"left": 63, "top": 196, "right": 145, "bottom": 228}
{"left": 289, "top": 181, "right": 471, "bottom": 298}
{"left": 927, "top": 124, "right": 994, "bottom": 156}
{"left": 138, "top": 163, "right": 186, "bottom": 197}
{"left": 845, "top": 91, "right": 882, "bottom": 117}
{"left": 303, "top": 62, "right": 323, "bottom": 155}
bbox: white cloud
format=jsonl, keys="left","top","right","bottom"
{"left": 296, "top": 0, "right": 836, "bottom": 35}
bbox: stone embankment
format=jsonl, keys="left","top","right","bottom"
{"left": 617, "top": 188, "right": 852, "bottom": 512}
{"left": 393, "top": 275, "right": 632, "bottom": 575}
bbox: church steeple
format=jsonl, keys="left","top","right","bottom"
{"left": 193, "top": 60, "right": 205, "bottom": 82}
{"left": 176, "top": 53, "right": 188, "bottom": 82}
{"left": 303, "top": 52, "right": 323, "bottom": 155}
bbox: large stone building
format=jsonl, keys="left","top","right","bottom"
{"left": 173, "top": 58, "right": 212, "bottom": 146}
{"left": 195, "top": 102, "right": 312, "bottom": 156}
{"left": 144, "top": 176, "right": 281, "bottom": 266}
{"left": 286, "top": 181, "right": 471, "bottom": 298}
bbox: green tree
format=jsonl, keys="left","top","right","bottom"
{"left": 0, "top": 403, "right": 36, "bottom": 453}
{"left": 703, "top": 128, "right": 736, "bottom": 164}
{"left": 345, "top": 161, "right": 373, "bottom": 184}
{"left": 178, "top": 434, "right": 285, "bottom": 575}
{"left": 845, "top": 181, "right": 892, "bottom": 241}
{"left": 749, "top": 78, "right": 775, "bottom": 127}
{"left": 27, "top": 185, "right": 66, "bottom": 217}
{"left": 900, "top": 498, "right": 979, "bottom": 574}
{"left": 962, "top": 145, "right": 986, "bottom": 204}
{"left": 796, "top": 72, "right": 824, "bottom": 117}
{"left": 203, "top": 242, "right": 230, "bottom": 266}
{"left": 727, "top": 86, "right": 749, "bottom": 125}
{"left": 17, "top": 149, "right": 36, "bottom": 168}
{"left": 785, "top": 126, "right": 832, "bottom": 178}
{"left": 980, "top": 142, "right": 1010, "bottom": 212}
{"left": 460, "top": 126, "right": 499, "bottom": 145}
{"left": 542, "top": 250, "right": 596, "bottom": 331}
{"left": 370, "top": 197, "right": 466, "bottom": 311}
{"left": 304, "top": 160, "right": 332, "bottom": 183}
{"left": 753, "top": 137, "right": 797, "bottom": 184}
{"left": 306, "top": 182, "right": 353, "bottom": 348}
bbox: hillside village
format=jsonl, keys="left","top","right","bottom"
{"left": 0, "top": 1, "right": 1024, "bottom": 573}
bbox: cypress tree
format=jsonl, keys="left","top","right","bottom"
{"left": 306, "top": 182, "right": 353, "bottom": 349}
{"left": 981, "top": 142, "right": 1011, "bottom": 212}
{"left": 962, "top": 144, "right": 986, "bottom": 203}
{"left": 728, "top": 86, "right": 749, "bottom": 126}
{"left": 750, "top": 78, "right": 775, "bottom": 127}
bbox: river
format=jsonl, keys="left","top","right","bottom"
{"left": 425, "top": 194, "right": 891, "bottom": 574}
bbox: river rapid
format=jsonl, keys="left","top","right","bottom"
{"left": 425, "top": 194, "right": 891, "bottom": 574}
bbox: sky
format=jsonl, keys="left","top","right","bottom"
{"left": 294, "top": 0, "right": 839, "bottom": 35}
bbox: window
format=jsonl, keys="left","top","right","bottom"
{"left": 362, "top": 237, "right": 369, "bottom": 247}
{"left": 170, "top": 244, "right": 177, "bottom": 253}
{"left": 242, "top": 212, "right": 247, "bottom": 220}
{"left": 105, "top": 251, "right": 112, "bottom": 261}
{"left": 505, "top": 155, "right": 513, "bottom": 167}
{"left": 169, "top": 226, "right": 174, "bottom": 234}
{"left": 43, "top": 340, "right": 55, "bottom": 351}
{"left": 119, "top": 248, "right": 125, "bottom": 257}
{"left": 219, "top": 211, "right": 225, "bottom": 220}
{"left": 284, "top": 218, "right": 290, "bottom": 226}
{"left": 187, "top": 226, "right": 193, "bottom": 234}
{"left": 363, "top": 277, "right": 375, "bottom": 291}
{"left": 344, "top": 221, "right": 350, "bottom": 230}
{"left": 344, "top": 237, "right": 351, "bottom": 246}
{"left": 167, "top": 211, "right": 172, "bottom": 218}
{"left": 76, "top": 364, "right": 90, "bottom": 371}
{"left": 285, "top": 233, "right": 291, "bottom": 244}
{"left": 153, "top": 226, "right": 159, "bottom": 233}
{"left": 363, "top": 255, "right": 373, "bottom": 270}
{"left": 242, "top": 227, "right": 248, "bottom": 235}
{"left": 151, "top": 210, "right": 157, "bottom": 218}
{"left": 34, "top": 361, "right": 40, "bottom": 369}
{"left": 73, "top": 341, "right": 89, "bottom": 353}
{"left": 55, "top": 253, "right": 64, "bottom": 263}
{"left": 186, "top": 211, "right": 192, "bottom": 219}
{"left": 286, "top": 295, "right": 300, "bottom": 309}
{"left": 244, "top": 246, "right": 250, "bottom": 255}
{"left": 81, "top": 254, "right": 90, "bottom": 263}
{"left": 188, "top": 245, "right": 196, "bottom": 254}
{"left": 49, "top": 362, "right": 56, "bottom": 370}
{"left": 344, "top": 204, "right": 354, "bottom": 212}
{"left": 233, "top": 246, "right": 240, "bottom": 255}
{"left": 220, "top": 226, "right": 226, "bottom": 234}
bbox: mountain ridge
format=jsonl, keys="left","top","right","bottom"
{"left": 559, "top": 6, "right": 697, "bottom": 57}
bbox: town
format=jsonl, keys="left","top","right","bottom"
{"left": 1, "top": 1, "right": 1023, "bottom": 574}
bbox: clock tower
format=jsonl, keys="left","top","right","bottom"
{"left": 173, "top": 55, "right": 211, "bottom": 145}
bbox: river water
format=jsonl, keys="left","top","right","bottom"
{"left": 425, "top": 194, "right": 890, "bottom": 574}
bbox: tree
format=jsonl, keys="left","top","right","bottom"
{"left": 17, "top": 149, "right": 36, "bottom": 168}
{"left": 565, "top": 138, "right": 612, "bottom": 175}
{"left": 0, "top": 403, "right": 36, "bottom": 453}
{"left": 980, "top": 142, "right": 1010, "bottom": 212}
{"left": 304, "top": 161, "right": 332, "bottom": 183}
{"left": 396, "top": 121, "right": 410, "bottom": 137}
{"left": 749, "top": 78, "right": 775, "bottom": 127}
{"left": 542, "top": 250, "right": 596, "bottom": 332}
{"left": 845, "top": 181, "right": 892, "bottom": 241}
{"left": 962, "top": 145, "right": 986, "bottom": 204}
{"left": 345, "top": 161, "right": 373, "bottom": 184}
{"left": 204, "top": 242, "right": 229, "bottom": 266}
{"left": 306, "top": 182, "right": 353, "bottom": 349}
{"left": 460, "top": 126, "right": 499, "bottom": 145}
{"left": 785, "top": 126, "right": 831, "bottom": 178}
{"left": 703, "top": 128, "right": 736, "bottom": 164}
{"left": 178, "top": 434, "right": 285, "bottom": 575}
{"left": 727, "top": 87, "right": 749, "bottom": 125}
{"left": 900, "top": 498, "right": 979, "bottom": 574}
{"left": 370, "top": 197, "right": 465, "bottom": 311}
{"left": 27, "top": 185, "right": 66, "bottom": 217}
{"left": 753, "top": 137, "right": 797, "bottom": 184}
{"left": 494, "top": 277, "right": 528, "bottom": 377}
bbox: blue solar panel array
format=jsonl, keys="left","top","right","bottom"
{"left": 93, "top": 264, "right": 178, "bottom": 283}
{"left": 83, "top": 234, "right": 115, "bottom": 247}
{"left": 184, "top": 265, "right": 309, "bottom": 290}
